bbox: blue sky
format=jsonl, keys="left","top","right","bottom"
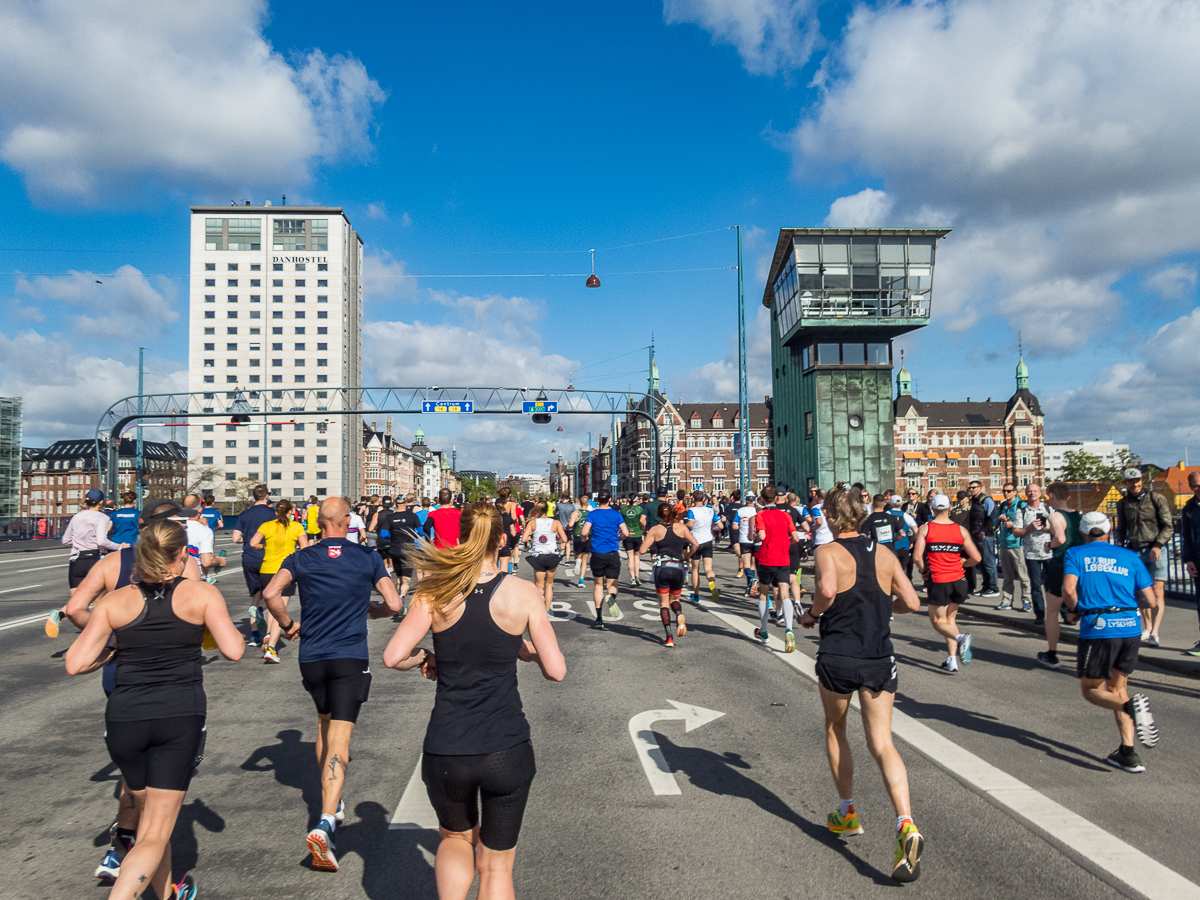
{"left": 2, "top": 0, "right": 1198, "bottom": 475}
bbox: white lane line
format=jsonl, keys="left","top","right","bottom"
{"left": 0, "top": 552, "right": 71, "bottom": 564}
{"left": 390, "top": 758, "right": 439, "bottom": 830}
{"left": 0, "top": 612, "right": 49, "bottom": 631}
{"left": 0, "top": 584, "right": 44, "bottom": 595}
{"left": 697, "top": 598, "right": 1200, "bottom": 900}
{"left": 13, "top": 564, "right": 67, "bottom": 573}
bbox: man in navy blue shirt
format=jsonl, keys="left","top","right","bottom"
{"left": 264, "top": 497, "right": 402, "bottom": 872}
{"left": 581, "top": 491, "right": 629, "bottom": 629}
{"left": 231, "top": 484, "right": 278, "bottom": 646}
{"left": 107, "top": 491, "right": 140, "bottom": 545}
{"left": 1063, "top": 512, "right": 1159, "bottom": 773}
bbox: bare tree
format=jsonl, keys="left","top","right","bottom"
{"left": 186, "top": 457, "right": 224, "bottom": 495}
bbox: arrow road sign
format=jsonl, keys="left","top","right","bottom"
{"left": 421, "top": 400, "right": 473, "bottom": 413}
{"left": 628, "top": 700, "right": 725, "bottom": 795}
{"left": 522, "top": 400, "right": 558, "bottom": 414}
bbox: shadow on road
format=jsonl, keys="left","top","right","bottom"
{"left": 171, "top": 798, "right": 226, "bottom": 873}
{"left": 334, "top": 801, "right": 440, "bottom": 898}
{"left": 656, "top": 735, "right": 893, "bottom": 886}
{"left": 240, "top": 729, "right": 323, "bottom": 824}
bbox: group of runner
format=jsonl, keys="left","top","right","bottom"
{"left": 48, "top": 472, "right": 1164, "bottom": 896}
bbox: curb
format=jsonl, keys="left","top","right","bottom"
{"left": 956, "top": 605, "right": 1200, "bottom": 681}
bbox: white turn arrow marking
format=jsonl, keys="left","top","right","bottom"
{"left": 628, "top": 700, "right": 725, "bottom": 795}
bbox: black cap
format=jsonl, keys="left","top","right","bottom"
{"left": 141, "top": 498, "right": 184, "bottom": 525}
{"left": 381, "top": 497, "right": 393, "bottom": 507}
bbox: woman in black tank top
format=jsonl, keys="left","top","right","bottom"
{"left": 383, "top": 502, "right": 565, "bottom": 898}
{"left": 638, "top": 503, "right": 700, "bottom": 646}
{"left": 65, "top": 521, "right": 244, "bottom": 900}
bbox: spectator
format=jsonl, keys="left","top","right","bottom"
{"left": 994, "top": 482, "right": 1031, "bottom": 612}
{"left": 1013, "top": 483, "right": 1052, "bottom": 626}
{"left": 967, "top": 481, "right": 999, "bottom": 597}
{"left": 1115, "top": 467, "right": 1175, "bottom": 647}
{"left": 1180, "top": 472, "right": 1200, "bottom": 657}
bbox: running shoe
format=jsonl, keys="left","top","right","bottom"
{"left": 994, "top": 602, "right": 1012, "bottom": 611}
{"left": 94, "top": 849, "right": 121, "bottom": 881}
{"left": 263, "top": 645, "right": 280, "bottom": 664}
{"left": 826, "top": 805, "right": 864, "bottom": 836}
{"left": 1106, "top": 748, "right": 1145, "bottom": 773}
{"left": 1141, "top": 629, "right": 1150, "bottom": 642}
{"left": 1185, "top": 641, "right": 1200, "bottom": 657}
{"left": 590, "top": 619, "right": 605, "bottom": 630}
{"left": 171, "top": 872, "right": 198, "bottom": 899}
{"left": 250, "top": 605, "right": 268, "bottom": 634}
{"left": 710, "top": 582, "right": 719, "bottom": 602}
{"left": 690, "top": 592, "right": 700, "bottom": 604}
{"left": 677, "top": 616, "right": 687, "bottom": 637}
{"left": 45, "top": 609, "right": 62, "bottom": 638}
{"left": 736, "top": 568, "right": 744, "bottom": 578}
{"left": 663, "top": 636, "right": 675, "bottom": 647}
{"left": 577, "top": 578, "right": 585, "bottom": 589}
{"left": 247, "top": 631, "right": 261, "bottom": 647}
{"left": 958, "top": 634, "right": 973, "bottom": 665}
{"left": 1036, "top": 650, "right": 1061, "bottom": 670}
{"left": 940, "top": 657, "right": 959, "bottom": 674}
{"left": 1130, "top": 694, "right": 1159, "bottom": 747}
{"left": 307, "top": 820, "right": 339, "bottom": 871}
{"left": 1021, "top": 603, "right": 1031, "bottom": 612}
{"left": 335, "top": 798, "right": 345, "bottom": 824}
{"left": 891, "top": 821, "right": 924, "bottom": 883}
{"left": 606, "top": 594, "right": 619, "bottom": 618}
{"left": 631, "top": 577, "right": 640, "bottom": 587}
{"left": 754, "top": 628, "right": 769, "bottom": 643}
{"left": 1145, "top": 634, "right": 1160, "bottom": 647}
{"left": 980, "top": 590, "right": 1000, "bottom": 598}
{"left": 785, "top": 631, "right": 796, "bottom": 653}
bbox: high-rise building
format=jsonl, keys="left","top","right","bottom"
{"left": 188, "top": 204, "right": 364, "bottom": 503}
{"left": 0, "top": 397, "right": 22, "bottom": 517}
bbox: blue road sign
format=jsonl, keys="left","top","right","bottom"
{"left": 422, "top": 400, "right": 474, "bottom": 413}
{"left": 522, "top": 400, "right": 558, "bottom": 414}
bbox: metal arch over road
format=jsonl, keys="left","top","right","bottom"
{"left": 95, "top": 386, "right": 665, "bottom": 497}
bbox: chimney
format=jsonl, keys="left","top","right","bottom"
{"left": 264, "top": 199, "right": 272, "bottom": 206}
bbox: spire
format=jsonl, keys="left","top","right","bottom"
{"left": 414, "top": 424, "right": 425, "bottom": 445}
{"left": 897, "top": 349, "right": 912, "bottom": 396}
{"left": 1016, "top": 352, "right": 1029, "bottom": 391}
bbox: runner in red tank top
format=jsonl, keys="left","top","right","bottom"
{"left": 914, "top": 494, "right": 982, "bottom": 674}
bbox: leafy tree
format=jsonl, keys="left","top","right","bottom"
{"left": 1060, "top": 450, "right": 1104, "bottom": 482}
{"left": 462, "top": 478, "right": 497, "bottom": 502}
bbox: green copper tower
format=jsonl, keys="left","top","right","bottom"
{"left": 763, "top": 227, "right": 951, "bottom": 492}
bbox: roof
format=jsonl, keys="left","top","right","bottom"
{"left": 1006, "top": 388, "right": 1043, "bottom": 417}
{"left": 1156, "top": 465, "right": 1200, "bottom": 496}
{"left": 191, "top": 205, "right": 347, "bottom": 215}
{"left": 895, "top": 394, "right": 1042, "bottom": 426}
{"left": 678, "top": 402, "right": 772, "bottom": 428}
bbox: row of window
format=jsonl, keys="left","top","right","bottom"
{"left": 204, "top": 262, "right": 328, "bottom": 273}
{"left": 203, "top": 358, "right": 329, "bottom": 366}
{"left": 900, "top": 433, "right": 1035, "bottom": 447}
{"left": 906, "top": 473, "right": 1038, "bottom": 491}
{"left": 201, "top": 327, "right": 330, "bottom": 336}
{"left": 202, "top": 310, "right": 331, "bottom": 320}
{"left": 202, "top": 294, "right": 331, "bottom": 303}
{"left": 201, "top": 438, "right": 327, "bottom": 448}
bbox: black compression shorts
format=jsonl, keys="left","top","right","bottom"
{"left": 694, "top": 541, "right": 714, "bottom": 560}
{"left": 528, "top": 553, "right": 560, "bottom": 573}
{"left": 69, "top": 552, "right": 102, "bottom": 589}
{"left": 1044, "top": 563, "right": 1065, "bottom": 597}
{"left": 105, "top": 715, "right": 206, "bottom": 792}
{"left": 423, "top": 740, "right": 536, "bottom": 851}
{"left": 928, "top": 578, "right": 967, "bottom": 607}
{"left": 622, "top": 536, "right": 642, "bottom": 552}
{"left": 590, "top": 551, "right": 621, "bottom": 580}
{"left": 243, "top": 566, "right": 266, "bottom": 598}
{"left": 816, "top": 654, "right": 898, "bottom": 695}
{"left": 1077, "top": 637, "right": 1140, "bottom": 680}
{"left": 653, "top": 563, "right": 686, "bottom": 593}
{"left": 755, "top": 563, "right": 790, "bottom": 587}
{"left": 572, "top": 536, "right": 591, "bottom": 555}
{"left": 300, "top": 658, "right": 372, "bottom": 723}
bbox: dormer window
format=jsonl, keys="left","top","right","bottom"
{"left": 712, "top": 417, "right": 723, "bottom": 428}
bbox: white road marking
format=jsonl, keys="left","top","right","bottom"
{"left": 0, "top": 612, "right": 50, "bottom": 631}
{"left": 0, "top": 552, "right": 71, "bottom": 564}
{"left": 0, "top": 584, "right": 44, "bottom": 595}
{"left": 548, "top": 601, "right": 577, "bottom": 623}
{"left": 390, "top": 758, "right": 439, "bottom": 830}
{"left": 634, "top": 599, "right": 662, "bottom": 621}
{"left": 628, "top": 700, "right": 726, "bottom": 796}
{"left": 696, "top": 598, "right": 1200, "bottom": 900}
{"left": 13, "top": 564, "right": 67, "bottom": 573}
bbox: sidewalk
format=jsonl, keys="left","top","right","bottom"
{"left": 0, "top": 539, "right": 65, "bottom": 555}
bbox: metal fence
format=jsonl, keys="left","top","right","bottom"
{"left": 1161, "top": 515, "right": 1195, "bottom": 600}
{"left": 0, "top": 516, "right": 73, "bottom": 542}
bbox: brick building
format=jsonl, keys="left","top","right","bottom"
{"left": 21, "top": 438, "right": 188, "bottom": 517}
{"left": 892, "top": 356, "right": 1044, "bottom": 496}
{"left": 362, "top": 420, "right": 415, "bottom": 499}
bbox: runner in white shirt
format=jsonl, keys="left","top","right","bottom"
{"left": 735, "top": 493, "right": 758, "bottom": 595}
{"left": 347, "top": 510, "right": 368, "bottom": 545}
{"left": 685, "top": 492, "right": 721, "bottom": 604}
{"left": 182, "top": 494, "right": 224, "bottom": 582}
{"left": 811, "top": 490, "right": 834, "bottom": 547}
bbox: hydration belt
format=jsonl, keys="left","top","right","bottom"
{"left": 653, "top": 556, "right": 686, "bottom": 571}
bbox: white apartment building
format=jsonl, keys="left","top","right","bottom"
{"left": 1044, "top": 439, "right": 1129, "bottom": 482}
{"left": 188, "top": 204, "right": 364, "bottom": 503}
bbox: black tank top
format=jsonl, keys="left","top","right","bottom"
{"left": 424, "top": 574, "right": 530, "bottom": 755}
{"left": 106, "top": 578, "right": 207, "bottom": 722}
{"left": 116, "top": 546, "right": 134, "bottom": 588}
{"left": 652, "top": 526, "right": 687, "bottom": 560}
{"left": 818, "top": 536, "right": 894, "bottom": 660}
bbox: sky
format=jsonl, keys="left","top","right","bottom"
{"left": 1, "top": 0, "right": 1198, "bottom": 477}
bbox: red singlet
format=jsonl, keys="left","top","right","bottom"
{"left": 925, "top": 521, "right": 966, "bottom": 584}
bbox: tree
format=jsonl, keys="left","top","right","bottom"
{"left": 186, "top": 457, "right": 224, "bottom": 495}
{"left": 1060, "top": 450, "right": 1105, "bottom": 482}
{"left": 462, "top": 478, "right": 497, "bottom": 502}
{"left": 224, "top": 476, "right": 262, "bottom": 510}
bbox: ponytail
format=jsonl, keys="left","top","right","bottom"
{"left": 275, "top": 499, "right": 294, "bottom": 526}
{"left": 407, "top": 501, "right": 502, "bottom": 617}
{"left": 658, "top": 502, "right": 677, "bottom": 526}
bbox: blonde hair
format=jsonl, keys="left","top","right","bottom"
{"left": 824, "top": 484, "right": 867, "bottom": 534}
{"left": 133, "top": 520, "right": 188, "bottom": 583}
{"left": 407, "top": 502, "right": 502, "bottom": 618}
{"left": 533, "top": 501, "right": 549, "bottom": 518}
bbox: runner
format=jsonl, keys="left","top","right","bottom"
{"left": 497, "top": 488, "right": 520, "bottom": 575}
{"left": 1037, "top": 481, "right": 1085, "bottom": 669}
{"left": 249, "top": 500, "right": 310, "bottom": 663}
{"left": 200, "top": 493, "right": 223, "bottom": 535}
{"left": 639, "top": 502, "right": 699, "bottom": 645}
{"left": 781, "top": 491, "right": 810, "bottom": 617}
{"left": 108, "top": 492, "right": 141, "bottom": 547}
{"left": 580, "top": 491, "right": 629, "bottom": 629}
{"left": 369, "top": 496, "right": 395, "bottom": 576}
{"left": 381, "top": 495, "right": 423, "bottom": 607}
{"left": 347, "top": 504, "right": 368, "bottom": 545}
{"left": 568, "top": 502, "right": 591, "bottom": 589}
{"left": 555, "top": 495, "right": 577, "bottom": 564}
{"left": 798, "top": 485, "right": 925, "bottom": 883}
{"left": 1062, "top": 512, "right": 1160, "bottom": 772}
{"left": 382, "top": 502, "right": 564, "bottom": 900}
{"left": 621, "top": 493, "right": 647, "bottom": 586}
{"left": 231, "top": 484, "right": 276, "bottom": 646}
{"left": 887, "top": 495, "right": 917, "bottom": 581}
{"left": 913, "top": 494, "right": 982, "bottom": 674}
{"left": 363, "top": 494, "right": 382, "bottom": 550}
{"left": 685, "top": 491, "right": 721, "bottom": 604}
{"left": 753, "top": 485, "right": 800, "bottom": 650}
{"left": 521, "top": 501, "right": 568, "bottom": 610}
{"left": 732, "top": 490, "right": 757, "bottom": 593}
{"left": 643, "top": 487, "right": 667, "bottom": 535}
{"left": 425, "top": 488, "right": 464, "bottom": 550}
{"left": 263, "top": 498, "right": 402, "bottom": 871}
{"left": 61, "top": 489, "right": 125, "bottom": 595}
{"left": 65, "top": 519, "right": 244, "bottom": 900}
{"left": 304, "top": 495, "right": 321, "bottom": 540}
{"left": 182, "top": 495, "right": 225, "bottom": 583}
{"left": 861, "top": 495, "right": 898, "bottom": 551}
{"left": 811, "top": 489, "right": 833, "bottom": 548}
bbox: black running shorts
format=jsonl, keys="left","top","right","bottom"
{"left": 694, "top": 541, "right": 714, "bottom": 560}
{"left": 622, "top": 536, "right": 642, "bottom": 552}
{"left": 572, "top": 536, "right": 591, "bottom": 555}
{"left": 789, "top": 543, "right": 801, "bottom": 574}
{"left": 1044, "top": 563, "right": 1065, "bottom": 597}
{"left": 1077, "top": 636, "right": 1140, "bottom": 681}
{"left": 528, "top": 553, "right": 560, "bottom": 573}
{"left": 755, "top": 563, "right": 790, "bottom": 588}
{"left": 928, "top": 578, "right": 968, "bottom": 607}
{"left": 299, "top": 658, "right": 372, "bottom": 723}
{"left": 69, "top": 551, "right": 102, "bottom": 589}
{"left": 422, "top": 740, "right": 536, "bottom": 851}
{"left": 653, "top": 564, "right": 686, "bottom": 593}
{"left": 105, "top": 715, "right": 206, "bottom": 792}
{"left": 816, "top": 654, "right": 898, "bottom": 695}
{"left": 590, "top": 551, "right": 621, "bottom": 580}
{"left": 243, "top": 566, "right": 266, "bottom": 597}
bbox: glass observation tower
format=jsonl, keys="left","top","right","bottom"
{"left": 763, "top": 227, "right": 952, "bottom": 492}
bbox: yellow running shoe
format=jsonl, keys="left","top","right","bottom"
{"left": 709, "top": 580, "right": 719, "bottom": 602}
{"left": 826, "top": 805, "right": 864, "bottom": 836}
{"left": 892, "top": 821, "right": 924, "bottom": 883}
{"left": 736, "top": 568, "right": 744, "bottom": 578}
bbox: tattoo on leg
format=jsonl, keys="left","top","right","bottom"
{"left": 328, "top": 753, "right": 341, "bottom": 780}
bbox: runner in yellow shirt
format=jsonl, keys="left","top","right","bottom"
{"left": 250, "top": 500, "right": 310, "bottom": 662}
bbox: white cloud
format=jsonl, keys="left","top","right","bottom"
{"left": 366, "top": 203, "right": 389, "bottom": 220}
{"left": 826, "top": 188, "right": 894, "bottom": 227}
{"left": 16, "top": 265, "right": 179, "bottom": 339}
{"left": 997, "top": 277, "right": 1120, "bottom": 354}
{"left": 421, "top": 418, "right": 574, "bottom": 483}
{"left": 664, "top": 0, "right": 820, "bottom": 76}
{"left": 363, "top": 250, "right": 418, "bottom": 302}
{"left": 1145, "top": 263, "right": 1197, "bottom": 300}
{"left": 677, "top": 304, "right": 772, "bottom": 401}
{"left": 0, "top": 0, "right": 385, "bottom": 203}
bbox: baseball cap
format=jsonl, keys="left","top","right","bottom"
{"left": 1080, "top": 511, "right": 1112, "bottom": 536}
{"left": 381, "top": 497, "right": 393, "bottom": 507}
{"left": 85, "top": 488, "right": 105, "bottom": 503}
{"left": 930, "top": 493, "right": 951, "bottom": 511}
{"left": 1122, "top": 467, "right": 1142, "bottom": 481}
{"left": 141, "top": 498, "right": 184, "bottom": 524}
{"left": 890, "top": 495, "right": 903, "bottom": 506}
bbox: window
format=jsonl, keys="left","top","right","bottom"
{"left": 990, "top": 474, "right": 1002, "bottom": 489}
{"left": 317, "top": 311, "right": 327, "bottom": 319}
{"left": 205, "top": 263, "right": 215, "bottom": 271}
{"left": 205, "top": 278, "right": 215, "bottom": 286}
{"left": 293, "top": 472, "right": 304, "bottom": 480}
{"left": 202, "top": 440, "right": 213, "bottom": 448}
{"left": 318, "top": 263, "right": 328, "bottom": 271}
{"left": 201, "top": 456, "right": 213, "bottom": 465}
{"left": 204, "top": 327, "right": 214, "bottom": 334}
{"left": 968, "top": 454, "right": 979, "bottom": 467}
{"left": 690, "top": 456, "right": 703, "bottom": 470}
{"left": 273, "top": 311, "right": 282, "bottom": 319}
{"left": 295, "top": 311, "right": 305, "bottom": 318}
{"left": 204, "top": 310, "right": 215, "bottom": 319}
{"left": 990, "top": 454, "right": 1001, "bottom": 467}
{"left": 203, "top": 425, "right": 214, "bottom": 432}
{"left": 225, "top": 456, "right": 236, "bottom": 464}
{"left": 805, "top": 411, "right": 813, "bottom": 437}
{"left": 295, "top": 279, "right": 305, "bottom": 287}
{"left": 295, "top": 439, "right": 305, "bottom": 447}
{"left": 295, "top": 327, "right": 305, "bottom": 334}
{"left": 227, "top": 311, "right": 237, "bottom": 318}
{"left": 1018, "top": 452, "right": 1032, "bottom": 467}
{"left": 273, "top": 263, "right": 283, "bottom": 271}
{"left": 203, "top": 375, "right": 214, "bottom": 383}
{"left": 712, "top": 455, "right": 725, "bottom": 470}
{"left": 227, "top": 279, "right": 238, "bottom": 287}
{"left": 250, "top": 279, "right": 260, "bottom": 287}
{"left": 1018, "top": 433, "right": 1031, "bottom": 445}
{"left": 756, "top": 455, "right": 769, "bottom": 470}
{"left": 294, "top": 456, "right": 305, "bottom": 464}
{"left": 317, "top": 327, "right": 327, "bottom": 334}
{"left": 227, "top": 327, "right": 237, "bottom": 334}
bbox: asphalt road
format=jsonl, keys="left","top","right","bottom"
{"left": 3, "top": 536, "right": 1199, "bottom": 899}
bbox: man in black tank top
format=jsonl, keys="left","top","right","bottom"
{"left": 798, "top": 485, "right": 925, "bottom": 884}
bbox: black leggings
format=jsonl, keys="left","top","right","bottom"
{"left": 105, "top": 715, "right": 206, "bottom": 791}
{"left": 422, "top": 741, "right": 536, "bottom": 851}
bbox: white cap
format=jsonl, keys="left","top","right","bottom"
{"left": 930, "top": 493, "right": 951, "bottom": 511}
{"left": 1122, "top": 467, "right": 1143, "bottom": 481}
{"left": 890, "top": 495, "right": 903, "bottom": 506}
{"left": 1080, "top": 511, "right": 1112, "bottom": 536}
